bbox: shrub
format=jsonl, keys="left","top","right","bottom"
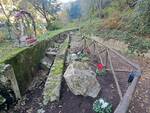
{"left": 80, "top": 18, "right": 102, "bottom": 35}
{"left": 102, "top": 13, "right": 122, "bottom": 29}
{"left": 97, "top": 29, "right": 150, "bottom": 54}
{"left": 46, "top": 21, "right": 62, "bottom": 31}
{"left": 128, "top": 0, "right": 150, "bottom": 34}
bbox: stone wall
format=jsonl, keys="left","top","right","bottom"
{"left": 2, "top": 31, "right": 70, "bottom": 95}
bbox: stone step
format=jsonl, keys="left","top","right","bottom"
{"left": 45, "top": 48, "right": 58, "bottom": 59}
{"left": 40, "top": 57, "right": 54, "bottom": 71}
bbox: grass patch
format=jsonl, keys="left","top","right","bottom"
{"left": 0, "top": 42, "right": 26, "bottom": 64}
{"left": 37, "top": 27, "right": 77, "bottom": 41}
{"left": 0, "top": 27, "right": 77, "bottom": 64}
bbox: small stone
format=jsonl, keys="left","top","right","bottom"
{"left": 58, "top": 105, "right": 63, "bottom": 108}
{"left": 37, "top": 108, "right": 45, "bottom": 113}
{"left": 27, "top": 108, "right": 33, "bottom": 113}
{"left": 141, "top": 103, "right": 144, "bottom": 107}
{"left": 110, "top": 84, "right": 114, "bottom": 89}
{"left": 21, "top": 100, "right": 26, "bottom": 106}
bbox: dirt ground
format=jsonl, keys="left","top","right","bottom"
{"left": 128, "top": 57, "right": 150, "bottom": 113}
{"left": 11, "top": 71, "right": 128, "bottom": 113}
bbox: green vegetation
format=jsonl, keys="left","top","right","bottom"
{"left": 0, "top": 0, "right": 76, "bottom": 65}
{"left": 37, "top": 27, "right": 77, "bottom": 41}
{"left": 97, "top": 29, "right": 150, "bottom": 54}
{"left": 128, "top": 0, "right": 150, "bottom": 34}
{"left": 0, "top": 95, "right": 5, "bottom": 105}
{"left": 0, "top": 27, "right": 76, "bottom": 64}
{"left": 79, "top": 0, "right": 150, "bottom": 55}
{"left": 51, "top": 58, "right": 64, "bottom": 76}
{"left": 93, "top": 98, "right": 112, "bottom": 113}
{"left": 0, "top": 42, "right": 25, "bottom": 64}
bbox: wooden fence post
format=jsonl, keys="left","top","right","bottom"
{"left": 107, "top": 50, "right": 123, "bottom": 100}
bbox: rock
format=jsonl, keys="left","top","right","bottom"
{"left": 64, "top": 61, "right": 101, "bottom": 98}
{"left": 46, "top": 48, "right": 58, "bottom": 58}
{"left": 37, "top": 108, "right": 45, "bottom": 113}
{"left": 43, "top": 37, "right": 69, "bottom": 105}
{"left": 26, "top": 108, "right": 33, "bottom": 113}
{"left": 40, "top": 57, "right": 53, "bottom": 71}
{"left": 43, "top": 58, "right": 63, "bottom": 105}
{"left": 66, "top": 54, "right": 79, "bottom": 64}
{"left": 0, "top": 64, "right": 21, "bottom": 99}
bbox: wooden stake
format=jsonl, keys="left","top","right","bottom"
{"left": 105, "top": 49, "right": 108, "bottom": 67}
{"left": 107, "top": 49, "right": 123, "bottom": 100}
{"left": 95, "top": 44, "right": 106, "bottom": 65}
{"left": 93, "top": 41, "right": 96, "bottom": 54}
{"left": 98, "top": 53, "right": 103, "bottom": 65}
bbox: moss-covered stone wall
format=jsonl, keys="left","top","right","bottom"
{"left": 4, "top": 39, "right": 53, "bottom": 94}
{"left": 3, "top": 30, "right": 71, "bottom": 95}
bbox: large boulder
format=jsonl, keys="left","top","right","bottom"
{"left": 64, "top": 61, "right": 101, "bottom": 98}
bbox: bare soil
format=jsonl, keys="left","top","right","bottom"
{"left": 128, "top": 57, "right": 150, "bottom": 113}
{"left": 11, "top": 70, "right": 127, "bottom": 113}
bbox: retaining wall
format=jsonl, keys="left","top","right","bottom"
{"left": 0, "top": 29, "right": 74, "bottom": 95}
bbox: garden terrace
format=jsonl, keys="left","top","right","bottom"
{"left": 10, "top": 31, "right": 141, "bottom": 113}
